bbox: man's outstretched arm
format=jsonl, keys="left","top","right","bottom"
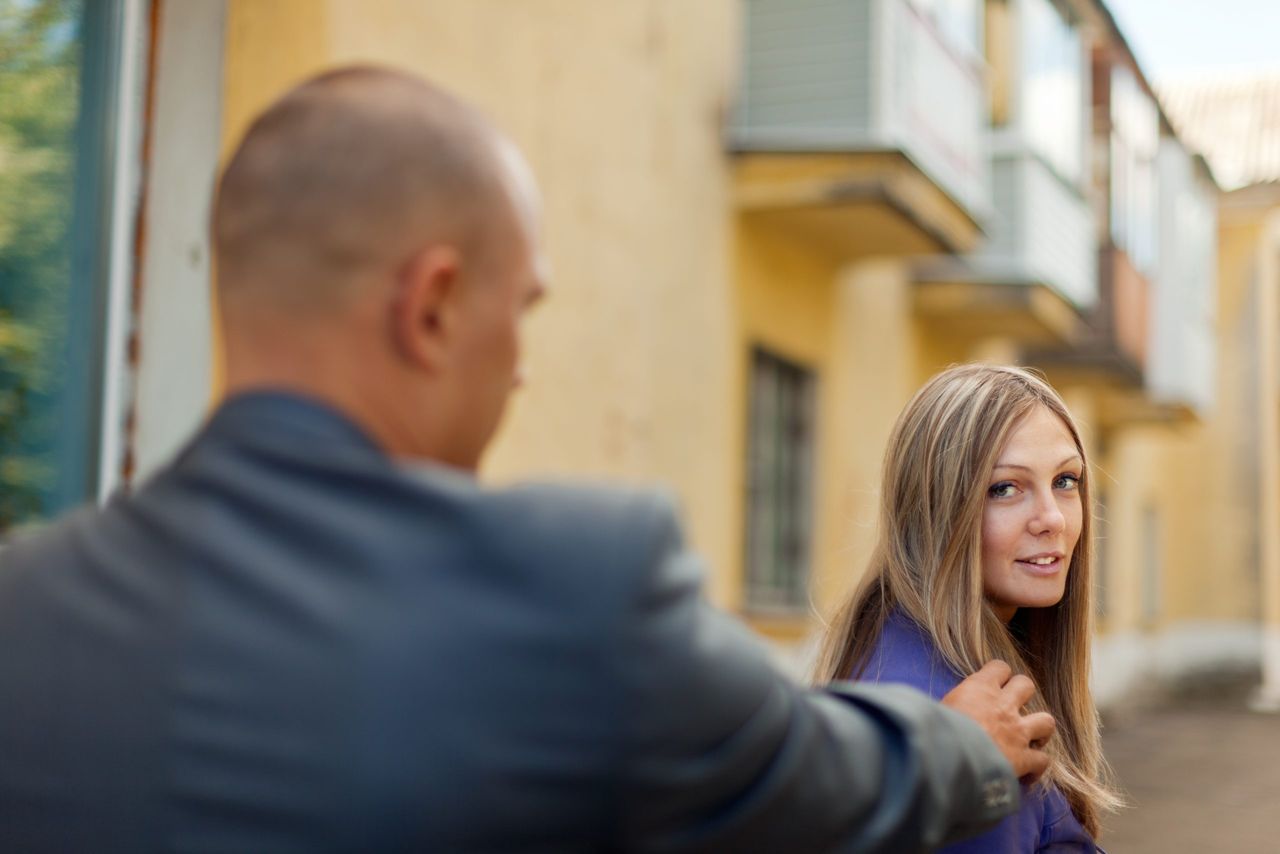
{"left": 614, "top": 500, "right": 1035, "bottom": 853}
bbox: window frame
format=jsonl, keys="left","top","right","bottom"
{"left": 743, "top": 346, "right": 818, "bottom": 615}
{"left": 0, "top": 0, "right": 144, "bottom": 527}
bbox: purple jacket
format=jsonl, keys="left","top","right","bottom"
{"left": 856, "top": 611, "right": 1100, "bottom": 853}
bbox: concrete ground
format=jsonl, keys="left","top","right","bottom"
{"left": 1099, "top": 685, "right": 1280, "bottom": 853}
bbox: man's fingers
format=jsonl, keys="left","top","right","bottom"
{"left": 974, "top": 659, "right": 1013, "bottom": 686}
{"left": 1022, "top": 711, "right": 1056, "bottom": 745}
{"left": 1017, "top": 747, "right": 1052, "bottom": 784}
{"left": 1004, "top": 673, "right": 1037, "bottom": 706}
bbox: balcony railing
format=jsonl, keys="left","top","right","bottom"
{"left": 732, "top": 0, "right": 989, "bottom": 220}
{"left": 981, "top": 142, "right": 1097, "bottom": 309}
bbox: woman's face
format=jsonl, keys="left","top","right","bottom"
{"left": 980, "top": 404, "right": 1084, "bottom": 622}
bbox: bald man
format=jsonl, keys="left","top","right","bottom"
{"left": 0, "top": 67, "right": 1049, "bottom": 853}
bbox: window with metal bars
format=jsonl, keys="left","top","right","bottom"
{"left": 743, "top": 347, "right": 816, "bottom": 613}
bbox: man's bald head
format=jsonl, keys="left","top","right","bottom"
{"left": 213, "top": 66, "right": 548, "bottom": 469}
{"left": 213, "top": 65, "right": 509, "bottom": 309}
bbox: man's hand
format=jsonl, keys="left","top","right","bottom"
{"left": 941, "top": 660, "right": 1055, "bottom": 783}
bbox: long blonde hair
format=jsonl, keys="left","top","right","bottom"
{"left": 815, "top": 364, "right": 1121, "bottom": 836}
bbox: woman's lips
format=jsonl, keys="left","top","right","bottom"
{"left": 1016, "top": 557, "right": 1063, "bottom": 576}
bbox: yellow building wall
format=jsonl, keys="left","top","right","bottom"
{"left": 818, "top": 260, "right": 927, "bottom": 612}
{"left": 220, "top": 0, "right": 331, "bottom": 156}
{"left": 1088, "top": 206, "right": 1275, "bottom": 650}
{"left": 1218, "top": 210, "right": 1280, "bottom": 637}
{"left": 1218, "top": 204, "right": 1280, "bottom": 701}
{"left": 1152, "top": 424, "right": 1241, "bottom": 624}
{"left": 1094, "top": 427, "right": 1166, "bottom": 632}
{"left": 1154, "top": 209, "right": 1277, "bottom": 628}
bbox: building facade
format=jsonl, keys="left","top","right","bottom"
{"left": 1160, "top": 72, "right": 1280, "bottom": 707}
{"left": 2, "top": 0, "right": 1275, "bottom": 706}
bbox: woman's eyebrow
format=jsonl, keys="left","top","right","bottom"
{"left": 993, "top": 454, "right": 1083, "bottom": 472}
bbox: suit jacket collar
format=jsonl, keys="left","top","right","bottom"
{"left": 195, "top": 391, "right": 386, "bottom": 462}
{"left": 177, "top": 391, "right": 483, "bottom": 495}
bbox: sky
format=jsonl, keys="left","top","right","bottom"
{"left": 1105, "top": 0, "right": 1280, "bottom": 83}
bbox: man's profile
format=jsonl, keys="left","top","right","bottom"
{"left": 0, "top": 66, "right": 1050, "bottom": 852}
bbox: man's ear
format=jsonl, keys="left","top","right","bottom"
{"left": 392, "top": 244, "right": 461, "bottom": 373}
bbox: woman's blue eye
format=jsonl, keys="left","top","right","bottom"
{"left": 988, "top": 482, "right": 1017, "bottom": 499}
{"left": 1055, "top": 474, "right": 1080, "bottom": 490}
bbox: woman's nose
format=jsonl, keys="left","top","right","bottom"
{"left": 1029, "top": 491, "right": 1066, "bottom": 536}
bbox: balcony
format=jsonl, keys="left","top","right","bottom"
{"left": 731, "top": 0, "right": 989, "bottom": 257}
{"left": 910, "top": 140, "right": 1096, "bottom": 351}
{"left": 1149, "top": 141, "right": 1217, "bottom": 416}
{"left": 984, "top": 143, "right": 1097, "bottom": 309}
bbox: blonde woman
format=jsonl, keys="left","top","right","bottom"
{"left": 817, "top": 364, "right": 1121, "bottom": 852}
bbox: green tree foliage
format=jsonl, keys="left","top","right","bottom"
{"left": 0, "top": 0, "right": 82, "bottom": 528}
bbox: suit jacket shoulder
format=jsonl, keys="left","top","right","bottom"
{"left": 472, "top": 479, "right": 688, "bottom": 606}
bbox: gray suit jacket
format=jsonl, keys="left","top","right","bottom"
{"left": 0, "top": 393, "right": 1016, "bottom": 853}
